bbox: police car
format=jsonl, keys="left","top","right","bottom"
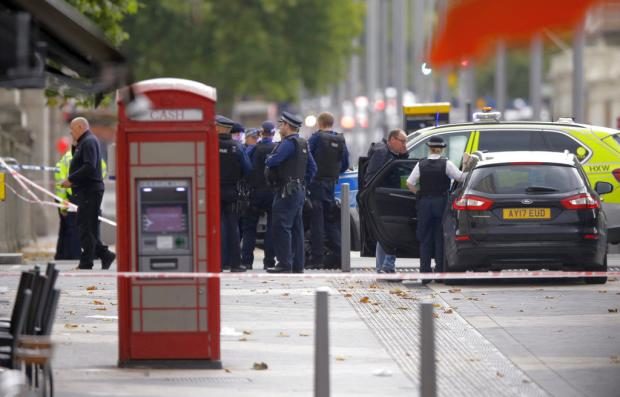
{"left": 358, "top": 110, "right": 620, "bottom": 258}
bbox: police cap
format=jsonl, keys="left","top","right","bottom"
{"left": 216, "top": 115, "right": 235, "bottom": 128}
{"left": 426, "top": 136, "right": 447, "bottom": 148}
{"left": 245, "top": 128, "right": 259, "bottom": 138}
{"left": 261, "top": 120, "right": 275, "bottom": 134}
{"left": 230, "top": 122, "right": 245, "bottom": 134}
{"left": 280, "top": 111, "right": 303, "bottom": 129}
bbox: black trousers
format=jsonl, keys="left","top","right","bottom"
{"left": 221, "top": 201, "right": 241, "bottom": 269}
{"left": 75, "top": 190, "right": 107, "bottom": 268}
{"left": 55, "top": 210, "right": 81, "bottom": 260}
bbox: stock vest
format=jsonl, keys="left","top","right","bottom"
{"left": 218, "top": 134, "right": 243, "bottom": 185}
{"left": 248, "top": 140, "right": 277, "bottom": 189}
{"left": 418, "top": 158, "right": 451, "bottom": 197}
{"left": 267, "top": 135, "right": 308, "bottom": 187}
{"left": 313, "top": 131, "right": 345, "bottom": 180}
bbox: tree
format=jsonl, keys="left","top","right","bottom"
{"left": 122, "top": 0, "right": 365, "bottom": 109}
{"left": 65, "top": 0, "right": 138, "bottom": 46}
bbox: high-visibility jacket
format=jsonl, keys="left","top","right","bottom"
{"left": 55, "top": 149, "right": 107, "bottom": 206}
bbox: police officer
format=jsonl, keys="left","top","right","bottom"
{"left": 265, "top": 112, "right": 317, "bottom": 273}
{"left": 60, "top": 117, "right": 115, "bottom": 270}
{"left": 307, "top": 112, "right": 349, "bottom": 269}
{"left": 243, "top": 128, "right": 259, "bottom": 153}
{"left": 240, "top": 123, "right": 277, "bottom": 269}
{"left": 406, "top": 136, "right": 470, "bottom": 283}
{"left": 231, "top": 122, "right": 245, "bottom": 143}
{"left": 217, "top": 115, "right": 252, "bottom": 272}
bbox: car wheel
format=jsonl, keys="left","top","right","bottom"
{"left": 585, "top": 254, "right": 608, "bottom": 285}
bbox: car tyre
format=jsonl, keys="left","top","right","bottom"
{"left": 585, "top": 253, "right": 607, "bottom": 285}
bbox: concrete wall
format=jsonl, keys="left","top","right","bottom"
{"left": 0, "top": 88, "right": 64, "bottom": 252}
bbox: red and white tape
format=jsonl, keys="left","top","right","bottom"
{"left": 0, "top": 157, "right": 117, "bottom": 227}
{"left": 0, "top": 270, "right": 616, "bottom": 280}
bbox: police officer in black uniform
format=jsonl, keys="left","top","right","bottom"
{"left": 307, "top": 112, "right": 349, "bottom": 269}
{"left": 265, "top": 112, "right": 317, "bottom": 273}
{"left": 240, "top": 123, "right": 277, "bottom": 269}
{"left": 406, "top": 136, "right": 470, "bottom": 283}
{"left": 217, "top": 115, "right": 252, "bottom": 272}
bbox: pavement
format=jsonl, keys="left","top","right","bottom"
{"left": 0, "top": 237, "right": 618, "bottom": 396}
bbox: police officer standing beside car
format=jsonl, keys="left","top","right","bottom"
{"left": 217, "top": 115, "right": 252, "bottom": 272}
{"left": 241, "top": 121, "right": 277, "bottom": 269}
{"left": 307, "top": 112, "right": 349, "bottom": 269}
{"left": 406, "top": 136, "right": 470, "bottom": 283}
{"left": 265, "top": 112, "right": 317, "bottom": 273}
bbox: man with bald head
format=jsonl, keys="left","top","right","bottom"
{"left": 61, "top": 117, "right": 116, "bottom": 270}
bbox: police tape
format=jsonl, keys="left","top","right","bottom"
{"left": 0, "top": 270, "right": 617, "bottom": 280}
{"left": 0, "top": 156, "right": 117, "bottom": 227}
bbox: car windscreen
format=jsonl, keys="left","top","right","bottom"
{"left": 468, "top": 164, "right": 584, "bottom": 195}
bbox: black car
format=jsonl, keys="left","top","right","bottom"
{"left": 358, "top": 150, "right": 613, "bottom": 283}
{"left": 443, "top": 151, "right": 612, "bottom": 283}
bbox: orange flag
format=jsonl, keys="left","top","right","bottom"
{"left": 429, "top": 0, "right": 603, "bottom": 66}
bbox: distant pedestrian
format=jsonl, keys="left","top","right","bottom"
{"left": 365, "top": 129, "right": 408, "bottom": 273}
{"left": 60, "top": 117, "right": 115, "bottom": 270}
{"left": 243, "top": 128, "right": 259, "bottom": 153}
{"left": 265, "top": 112, "right": 317, "bottom": 273}
{"left": 406, "top": 136, "right": 470, "bottom": 283}
{"left": 240, "top": 122, "right": 278, "bottom": 269}
{"left": 307, "top": 112, "right": 349, "bottom": 269}
{"left": 217, "top": 116, "right": 252, "bottom": 272}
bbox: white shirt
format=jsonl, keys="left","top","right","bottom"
{"left": 406, "top": 154, "right": 466, "bottom": 187}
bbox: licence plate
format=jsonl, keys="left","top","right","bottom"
{"left": 502, "top": 208, "right": 551, "bottom": 220}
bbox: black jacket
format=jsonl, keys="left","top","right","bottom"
{"left": 68, "top": 130, "right": 104, "bottom": 193}
{"left": 364, "top": 143, "right": 408, "bottom": 186}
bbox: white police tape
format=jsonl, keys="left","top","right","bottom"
{"left": 0, "top": 157, "right": 117, "bottom": 227}
{"left": 0, "top": 270, "right": 616, "bottom": 280}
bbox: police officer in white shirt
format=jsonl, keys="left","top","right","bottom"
{"left": 406, "top": 136, "right": 470, "bottom": 283}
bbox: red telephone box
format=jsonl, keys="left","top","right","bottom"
{"left": 116, "top": 78, "right": 221, "bottom": 367}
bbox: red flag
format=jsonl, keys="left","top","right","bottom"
{"left": 429, "top": 0, "right": 603, "bottom": 66}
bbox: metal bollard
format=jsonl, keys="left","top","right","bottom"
{"left": 340, "top": 183, "right": 351, "bottom": 272}
{"left": 420, "top": 303, "right": 437, "bottom": 397}
{"left": 315, "top": 287, "right": 330, "bottom": 397}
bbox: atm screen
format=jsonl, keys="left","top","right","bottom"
{"left": 143, "top": 206, "right": 187, "bottom": 233}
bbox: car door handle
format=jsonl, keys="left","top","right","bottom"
{"left": 388, "top": 193, "right": 416, "bottom": 200}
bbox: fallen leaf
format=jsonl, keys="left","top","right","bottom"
{"left": 610, "top": 355, "right": 620, "bottom": 364}
{"left": 277, "top": 332, "right": 289, "bottom": 337}
{"left": 282, "top": 293, "right": 289, "bottom": 296}
{"left": 344, "top": 294, "right": 352, "bottom": 298}
{"left": 371, "top": 302, "right": 380, "bottom": 306}
{"left": 397, "top": 307, "right": 409, "bottom": 310}
{"left": 452, "top": 298, "right": 461, "bottom": 300}
{"left": 359, "top": 296, "right": 370, "bottom": 304}
{"left": 224, "top": 368, "right": 232, "bottom": 373}
{"left": 432, "top": 303, "right": 442, "bottom": 308}
{"left": 92, "top": 300, "right": 105, "bottom": 305}
{"left": 598, "top": 290, "right": 607, "bottom": 294}
{"left": 299, "top": 332, "right": 310, "bottom": 337}
{"left": 85, "top": 329, "right": 91, "bottom": 333}
{"left": 335, "top": 356, "right": 346, "bottom": 361}
{"left": 86, "top": 286, "right": 97, "bottom": 291}
{"left": 496, "top": 371, "right": 505, "bottom": 378}
{"left": 238, "top": 337, "right": 248, "bottom": 342}
{"left": 466, "top": 297, "right": 480, "bottom": 301}
{"left": 253, "top": 362, "right": 268, "bottom": 370}
{"left": 444, "top": 308, "right": 454, "bottom": 314}
{"left": 94, "top": 307, "right": 107, "bottom": 311}
{"left": 432, "top": 313, "right": 439, "bottom": 319}
{"left": 519, "top": 309, "right": 524, "bottom": 313}
{"left": 608, "top": 308, "right": 618, "bottom": 313}
{"left": 490, "top": 305, "right": 497, "bottom": 309}
{"left": 64, "top": 324, "right": 78, "bottom": 329}
{"left": 544, "top": 296, "right": 555, "bottom": 300}
{"left": 242, "top": 330, "right": 252, "bottom": 335}
{"left": 65, "top": 310, "right": 77, "bottom": 315}
{"left": 448, "top": 288, "right": 461, "bottom": 293}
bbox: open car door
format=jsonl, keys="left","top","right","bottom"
{"left": 358, "top": 159, "right": 420, "bottom": 257}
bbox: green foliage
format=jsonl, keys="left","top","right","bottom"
{"left": 122, "top": 0, "right": 364, "bottom": 108}
{"left": 65, "top": 0, "right": 138, "bottom": 46}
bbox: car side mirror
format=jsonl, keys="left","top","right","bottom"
{"left": 595, "top": 181, "right": 613, "bottom": 195}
